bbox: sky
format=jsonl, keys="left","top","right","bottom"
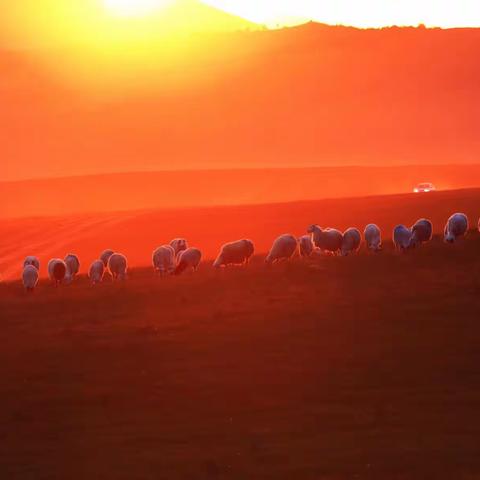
{"left": 1, "top": 0, "right": 480, "bottom": 44}
{"left": 203, "top": 0, "right": 480, "bottom": 28}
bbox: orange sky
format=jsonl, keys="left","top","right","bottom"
{"left": 1, "top": 0, "right": 480, "bottom": 51}
{"left": 1, "top": 1, "right": 479, "bottom": 181}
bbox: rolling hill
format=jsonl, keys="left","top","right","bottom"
{"left": 1, "top": 23, "right": 480, "bottom": 180}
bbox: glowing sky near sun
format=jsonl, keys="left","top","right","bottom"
{"left": 204, "top": 0, "right": 480, "bottom": 28}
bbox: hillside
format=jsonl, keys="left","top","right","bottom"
{"left": 2, "top": 187, "right": 480, "bottom": 281}
{"left": 1, "top": 24, "right": 480, "bottom": 180}
{"left": 2, "top": 165, "right": 480, "bottom": 218}
{"left": 2, "top": 234, "right": 480, "bottom": 478}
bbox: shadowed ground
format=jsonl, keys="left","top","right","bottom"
{"left": 1, "top": 234, "right": 480, "bottom": 479}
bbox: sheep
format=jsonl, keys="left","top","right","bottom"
{"left": 393, "top": 225, "right": 413, "bottom": 252}
{"left": 444, "top": 213, "right": 469, "bottom": 243}
{"left": 170, "top": 238, "right": 188, "bottom": 257}
{"left": 265, "top": 234, "right": 298, "bottom": 264}
{"left": 175, "top": 248, "right": 202, "bottom": 275}
{"left": 307, "top": 225, "right": 343, "bottom": 255}
{"left": 213, "top": 239, "right": 254, "bottom": 268}
{"left": 48, "top": 258, "right": 67, "bottom": 286}
{"left": 341, "top": 228, "right": 362, "bottom": 256}
{"left": 23, "top": 256, "right": 40, "bottom": 271}
{"left": 364, "top": 224, "right": 382, "bottom": 252}
{"left": 108, "top": 253, "right": 128, "bottom": 281}
{"left": 64, "top": 253, "right": 80, "bottom": 283}
{"left": 299, "top": 235, "right": 314, "bottom": 258}
{"left": 409, "top": 219, "right": 433, "bottom": 248}
{"left": 152, "top": 245, "right": 176, "bottom": 276}
{"left": 100, "top": 249, "right": 115, "bottom": 267}
{"left": 22, "top": 265, "right": 39, "bottom": 292}
{"left": 88, "top": 260, "right": 105, "bottom": 285}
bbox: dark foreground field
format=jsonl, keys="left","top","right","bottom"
{"left": 2, "top": 236, "right": 480, "bottom": 479}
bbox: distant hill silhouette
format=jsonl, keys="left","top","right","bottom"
{"left": 1, "top": 22, "right": 480, "bottom": 180}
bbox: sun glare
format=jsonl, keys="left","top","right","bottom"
{"left": 104, "top": 0, "right": 172, "bottom": 17}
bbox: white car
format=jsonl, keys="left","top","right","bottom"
{"left": 414, "top": 182, "right": 436, "bottom": 193}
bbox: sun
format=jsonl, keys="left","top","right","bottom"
{"left": 104, "top": 0, "right": 172, "bottom": 17}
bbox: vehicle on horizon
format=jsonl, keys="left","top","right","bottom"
{"left": 413, "top": 182, "right": 436, "bottom": 193}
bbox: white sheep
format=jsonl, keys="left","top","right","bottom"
{"left": 299, "top": 235, "right": 314, "bottom": 258}
{"left": 409, "top": 219, "right": 433, "bottom": 248}
{"left": 265, "top": 234, "right": 298, "bottom": 264}
{"left": 170, "top": 238, "right": 188, "bottom": 257}
{"left": 175, "top": 248, "right": 202, "bottom": 275}
{"left": 88, "top": 260, "right": 105, "bottom": 285}
{"left": 444, "top": 213, "right": 469, "bottom": 243}
{"left": 213, "top": 239, "right": 254, "bottom": 268}
{"left": 22, "top": 265, "right": 39, "bottom": 292}
{"left": 64, "top": 253, "right": 80, "bottom": 283}
{"left": 48, "top": 258, "right": 67, "bottom": 286}
{"left": 341, "top": 228, "right": 361, "bottom": 256}
{"left": 307, "top": 225, "right": 343, "bottom": 255}
{"left": 393, "top": 225, "right": 413, "bottom": 252}
{"left": 100, "top": 249, "right": 115, "bottom": 267}
{"left": 152, "top": 245, "right": 176, "bottom": 276}
{"left": 364, "top": 224, "right": 382, "bottom": 252}
{"left": 108, "top": 253, "right": 128, "bottom": 281}
{"left": 23, "top": 256, "right": 40, "bottom": 271}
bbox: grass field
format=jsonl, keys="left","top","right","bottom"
{"left": 2, "top": 233, "right": 480, "bottom": 479}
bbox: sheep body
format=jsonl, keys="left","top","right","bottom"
{"left": 410, "top": 219, "right": 433, "bottom": 247}
{"left": 213, "top": 239, "right": 254, "bottom": 268}
{"left": 307, "top": 225, "right": 343, "bottom": 254}
{"left": 152, "top": 245, "right": 176, "bottom": 275}
{"left": 265, "top": 234, "right": 298, "bottom": 264}
{"left": 364, "top": 224, "right": 382, "bottom": 252}
{"left": 88, "top": 260, "right": 105, "bottom": 285}
{"left": 299, "top": 235, "right": 314, "bottom": 257}
{"left": 108, "top": 253, "right": 128, "bottom": 281}
{"left": 22, "top": 265, "right": 39, "bottom": 292}
{"left": 175, "top": 248, "right": 202, "bottom": 275}
{"left": 444, "top": 213, "right": 468, "bottom": 243}
{"left": 341, "top": 228, "right": 361, "bottom": 256}
{"left": 48, "top": 259, "right": 67, "bottom": 286}
{"left": 170, "top": 238, "right": 188, "bottom": 257}
{"left": 64, "top": 253, "right": 80, "bottom": 283}
{"left": 393, "top": 225, "right": 412, "bottom": 251}
{"left": 100, "top": 249, "right": 115, "bottom": 267}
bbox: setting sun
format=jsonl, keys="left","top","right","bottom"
{"left": 104, "top": 0, "right": 172, "bottom": 17}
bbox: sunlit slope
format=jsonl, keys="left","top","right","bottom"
{"left": 2, "top": 165, "right": 480, "bottom": 218}
{"left": 2, "top": 187, "right": 480, "bottom": 281}
{"left": 1, "top": 24, "right": 480, "bottom": 180}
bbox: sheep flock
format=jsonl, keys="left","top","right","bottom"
{"left": 16, "top": 212, "right": 475, "bottom": 293}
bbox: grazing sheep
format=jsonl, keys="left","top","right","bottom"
{"left": 265, "top": 234, "right": 298, "bottom": 264}
{"left": 409, "top": 219, "right": 433, "bottom": 248}
{"left": 307, "top": 225, "right": 343, "bottom": 255}
{"left": 175, "top": 248, "right": 202, "bottom": 275}
{"left": 393, "top": 225, "right": 413, "bottom": 252}
{"left": 88, "top": 260, "right": 105, "bottom": 285}
{"left": 213, "top": 239, "right": 254, "bottom": 268}
{"left": 64, "top": 253, "right": 80, "bottom": 283}
{"left": 444, "top": 213, "right": 469, "bottom": 243}
{"left": 152, "top": 245, "right": 176, "bottom": 276}
{"left": 108, "top": 253, "right": 128, "bottom": 281}
{"left": 341, "top": 228, "right": 362, "bottom": 256}
{"left": 100, "top": 249, "right": 115, "bottom": 267}
{"left": 170, "top": 238, "right": 188, "bottom": 257}
{"left": 48, "top": 258, "right": 67, "bottom": 286}
{"left": 299, "top": 235, "right": 314, "bottom": 258}
{"left": 23, "top": 256, "right": 40, "bottom": 271}
{"left": 364, "top": 224, "right": 382, "bottom": 252}
{"left": 22, "top": 265, "right": 39, "bottom": 292}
